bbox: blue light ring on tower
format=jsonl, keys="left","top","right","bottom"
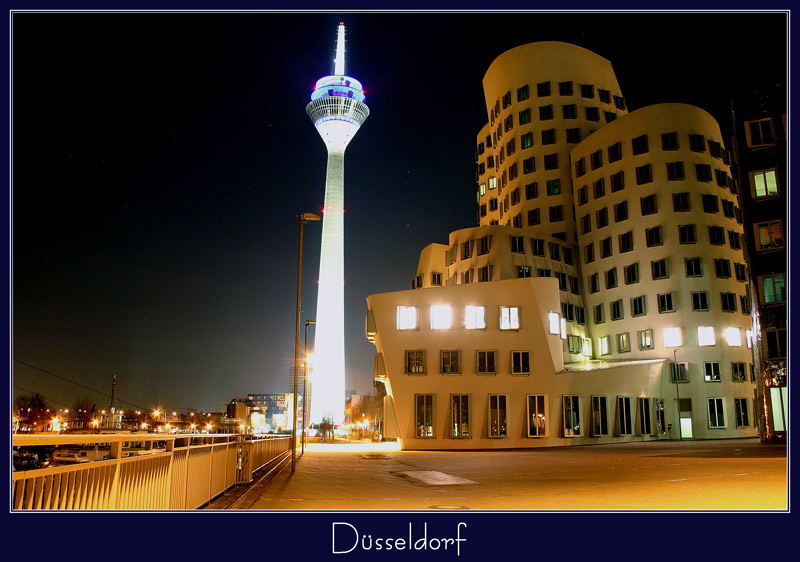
{"left": 311, "top": 75, "right": 366, "bottom": 103}
{"left": 306, "top": 97, "right": 369, "bottom": 127}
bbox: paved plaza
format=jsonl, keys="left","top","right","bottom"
{"left": 247, "top": 438, "right": 787, "bottom": 511}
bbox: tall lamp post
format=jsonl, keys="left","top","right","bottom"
{"left": 302, "top": 319, "right": 316, "bottom": 454}
{"left": 293, "top": 213, "right": 320, "bottom": 473}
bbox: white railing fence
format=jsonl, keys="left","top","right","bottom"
{"left": 12, "top": 433, "right": 291, "bottom": 510}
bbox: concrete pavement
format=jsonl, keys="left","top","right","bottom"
{"left": 247, "top": 438, "right": 787, "bottom": 511}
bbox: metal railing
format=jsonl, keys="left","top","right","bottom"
{"left": 12, "top": 433, "right": 291, "bottom": 510}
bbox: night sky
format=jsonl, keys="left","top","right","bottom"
{"left": 11, "top": 11, "right": 786, "bottom": 414}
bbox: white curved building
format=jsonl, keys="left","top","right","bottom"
{"left": 366, "top": 41, "right": 757, "bottom": 449}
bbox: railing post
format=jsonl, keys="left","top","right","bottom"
{"left": 165, "top": 439, "right": 175, "bottom": 510}
{"left": 108, "top": 440, "right": 122, "bottom": 510}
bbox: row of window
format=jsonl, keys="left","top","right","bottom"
{"left": 415, "top": 393, "right": 749, "bottom": 440}
{"left": 405, "top": 348, "right": 533, "bottom": 376}
{"left": 396, "top": 304, "right": 522, "bottom": 331}
{"left": 592, "top": 290, "right": 751, "bottom": 319}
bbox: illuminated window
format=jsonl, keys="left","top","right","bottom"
{"left": 488, "top": 394, "right": 508, "bottom": 438}
{"left": 761, "top": 274, "right": 786, "bottom": 303}
{"left": 396, "top": 306, "right": 418, "bottom": 330}
{"left": 464, "top": 305, "right": 486, "bottom": 330}
{"left": 598, "top": 336, "right": 610, "bottom": 356}
{"left": 638, "top": 329, "right": 654, "bottom": 350}
{"left": 697, "top": 326, "right": 716, "bottom": 347}
{"left": 752, "top": 169, "right": 779, "bottom": 197}
{"left": 488, "top": 176, "right": 497, "bottom": 190}
{"left": 527, "top": 395, "right": 548, "bottom": 437}
{"left": 567, "top": 335, "right": 582, "bottom": 354}
{"left": 617, "top": 396, "right": 633, "bottom": 435}
{"left": 499, "top": 306, "right": 520, "bottom": 330}
{"left": 517, "top": 85, "right": 530, "bottom": 102}
{"left": 450, "top": 394, "right": 470, "bottom": 438}
{"left": 547, "top": 179, "right": 561, "bottom": 195}
{"left": 511, "top": 351, "right": 531, "bottom": 375}
{"left": 707, "top": 397, "right": 726, "bottom": 428}
{"left": 562, "top": 395, "right": 581, "bottom": 437}
{"left": 440, "top": 350, "right": 461, "bottom": 375}
{"left": 756, "top": 221, "right": 784, "bottom": 249}
{"left": 519, "top": 108, "right": 531, "bottom": 124}
{"left": 617, "top": 332, "right": 630, "bottom": 353}
{"left": 663, "top": 327, "right": 682, "bottom": 347}
{"left": 521, "top": 132, "right": 534, "bottom": 149}
{"left": 476, "top": 350, "right": 496, "bottom": 374}
{"left": 405, "top": 350, "right": 426, "bottom": 374}
{"left": 430, "top": 305, "right": 452, "bottom": 330}
{"left": 415, "top": 394, "right": 434, "bottom": 437}
{"left": 591, "top": 396, "right": 609, "bottom": 436}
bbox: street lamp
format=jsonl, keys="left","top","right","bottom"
{"left": 303, "top": 319, "right": 316, "bottom": 453}
{"left": 293, "top": 212, "right": 321, "bottom": 474}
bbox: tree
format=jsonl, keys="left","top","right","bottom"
{"left": 14, "top": 392, "right": 52, "bottom": 429}
{"left": 71, "top": 396, "right": 95, "bottom": 422}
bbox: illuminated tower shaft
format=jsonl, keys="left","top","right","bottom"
{"left": 306, "top": 23, "right": 369, "bottom": 425}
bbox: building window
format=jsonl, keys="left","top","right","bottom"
{"left": 614, "top": 201, "right": 628, "bottom": 223}
{"left": 476, "top": 350, "right": 497, "bottom": 374}
{"left": 728, "top": 230, "right": 742, "bottom": 250}
{"left": 598, "top": 335, "right": 610, "bottom": 356}
{"left": 591, "top": 396, "right": 609, "bottom": 436}
{"left": 478, "top": 265, "right": 491, "bottom": 282}
{"left": 511, "top": 351, "right": 531, "bottom": 375}
{"left": 437, "top": 350, "right": 461, "bottom": 375}
{"left": 689, "top": 134, "right": 705, "bottom": 152}
{"left": 596, "top": 207, "right": 609, "bottom": 228}
{"left": 734, "top": 398, "right": 749, "bottom": 427}
{"left": 611, "top": 170, "right": 625, "bottom": 192}
{"left": 590, "top": 149, "right": 603, "bottom": 170}
{"left": 667, "top": 161, "right": 685, "bottom": 180}
{"left": 685, "top": 257, "right": 702, "bottom": 277}
{"left": 586, "top": 107, "right": 599, "bottom": 121}
{"left": 638, "top": 397, "right": 653, "bottom": 435}
{"left": 549, "top": 242, "right": 561, "bottom": 261}
{"left": 593, "top": 303, "right": 605, "bottom": 324}
{"left": 600, "top": 237, "right": 612, "bottom": 258}
{"left": 698, "top": 326, "right": 716, "bottom": 347}
{"left": 527, "top": 209, "right": 541, "bottom": 226}
{"left": 752, "top": 169, "right": 779, "bottom": 197}
{"left": 679, "top": 224, "right": 697, "bottom": 244}
{"left": 715, "top": 258, "right": 731, "bottom": 278}
{"left": 488, "top": 394, "right": 508, "bottom": 438}
{"left": 584, "top": 243, "right": 595, "bottom": 263}
{"left": 631, "top": 134, "right": 649, "bottom": 155}
{"left": 502, "top": 91, "right": 512, "bottom": 108}
{"left": 510, "top": 235, "right": 525, "bottom": 253}
{"left": 478, "top": 235, "right": 491, "bottom": 255}
{"left": 617, "top": 396, "right": 634, "bottom": 435}
{"left": 692, "top": 291, "right": 709, "bottom": 311}
{"left": 624, "top": 263, "right": 639, "bottom": 284}
{"left": 562, "top": 395, "right": 581, "bottom": 437}
{"left": 547, "top": 180, "right": 561, "bottom": 196}
{"left": 537, "top": 81, "right": 551, "bottom": 97}
{"left": 465, "top": 305, "right": 486, "bottom": 330}
{"left": 517, "top": 84, "right": 530, "bottom": 102}
{"left": 575, "top": 158, "right": 586, "bottom": 177}
{"left": 661, "top": 132, "right": 679, "bottom": 150}
{"left": 567, "top": 335, "right": 582, "bottom": 355}
{"left": 525, "top": 181, "right": 538, "bottom": 199}
{"left": 544, "top": 153, "right": 559, "bottom": 170}
{"left": 593, "top": 178, "right": 605, "bottom": 199}
{"left": 415, "top": 394, "right": 434, "bottom": 437}
{"left": 559, "top": 81, "right": 573, "bottom": 95}
{"left": 517, "top": 265, "right": 531, "bottom": 278}
{"left": 657, "top": 292, "right": 675, "bottom": 313}
{"left": 731, "top": 362, "right": 747, "bottom": 383}
{"left": 608, "top": 141, "right": 622, "bottom": 162}
{"left": 562, "top": 104, "right": 577, "bottom": 119}
{"left": 430, "top": 305, "right": 452, "bottom": 330}
{"left": 756, "top": 221, "right": 784, "bottom": 250}
{"left": 695, "top": 163, "right": 712, "bottom": 182}
{"left": 527, "top": 395, "right": 548, "bottom": 437}
{"left": 652, "top": 259, "right": 668, "bottom": 280}
{"left": 450, "top": 394, "right": 470, "bottom": 438}
{"left": 613, "top": 95, "right": 625, "bottom": 110}
{"left": 606, "top": 267, "right": 618, "bottom": 289}
{"left": 566, "top": 128, "right": 581, "bottom": 143}
{"left": 605, "top": 111, "right": 617, "bottom": 123}
{"left": 645, "top": 226, "right": 663, "bottom": 247}
{"left": 631, "top": 296, "right": 646, "bottom": 317}
{"left": 406, "top": 350, "right": 426, "bottom": 375}
{"left": 431, "top": 272, "right": 442, "bottom": 286}
{"left": 709, "top": 226, "right": 726, "bottom": 245}
{"left": 542, "top": 129, "right": 556, "bottom": 144}
{"left": 671, "top": 362, "right": 689, "bottom": 383}
{"left": 610, "top": 299, "right": 623, "bottom": 320}
{"left": 715, "top": 169, "right": 728, "bottom": 187}
{"left": 708, "top": 140, "right": 722, "bottom": 158}
{"left": 638, "top": 329, "right": 654, "bottom": 350}
{"left": 702, "top": 194, "right": 719, "bottom": 213}
{"left": 619, "top": 231, "right": 633, "bottom": 253}
{"left": 521, "top": 132, "right": 534, "bottom": 150}
{"left": 539, "top": 104, "right": 553, "bottom": 120}
{"left": 589, "top": 273, "right": 599, "bottom": 293}
{"left": 538, "top": 268, "right": 551, "bottom": 278}
{"left": 576, "top": 307, "right": 586, "bottom": 325}
{"left": 707, "top": 397, "right": 726, "bottom": 428}
{"left": 489, "top": 198, "right": 498, "bottom": 211}
{"left": 635, "top": 164, "right": 653, "bottom": 185}
{"left": 721, "top": 292, "right": 737, "bottom": 313}
{"left": 531, "top": 238, "right": 545, "bottom": 256}
{"left": 397, "top": 306, "right": 418, "bottom": 330}
{"left": 745, "top": 118, "right": 775, "bottom": 147}
{"left": 640, "top": 194, "right": 657, "bottom": 215}
{"left": 549, "top": 205, "right": 564, "bottom": 222}
{"left": 499, "top": 306, "right": 520, "bottom": 330}
{"left": 579, "top": 83, "right": 594, "bottom": 98}
{"left": 672, "top": 192, "right": 691, "bottom": 212}
{"left": 761, "top": 274, "right": 786, "bottom": 303}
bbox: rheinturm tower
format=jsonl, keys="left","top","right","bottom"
{"left": 306, "top": 23, "right": 369, "bottom": 425}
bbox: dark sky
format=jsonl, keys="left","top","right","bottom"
{"left": 11, "top": 11, "right": 786, "bottom": 414}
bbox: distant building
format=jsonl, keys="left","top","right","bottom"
{"left": 729, "top": 83, "right": 787, "bottom": 442}
{"left": 366, "top": 41, "right": 759, "bottom": 450}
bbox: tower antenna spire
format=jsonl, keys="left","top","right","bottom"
{"left": 334, "top": 22, "right": 346, "bottom": 76}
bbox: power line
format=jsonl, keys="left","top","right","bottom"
{"left": 12, "top": 359, "right": 148, "bottom": 412}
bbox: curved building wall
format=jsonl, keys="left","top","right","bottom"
{"left": 476, "top": 42, "right": 627, "bottom": 241}
{"left": 570, "top": 103, "right": 756, "bottom": 440}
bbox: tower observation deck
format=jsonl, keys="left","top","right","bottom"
{"left": 306, "top": 23, "right": 369, "bottom": 426}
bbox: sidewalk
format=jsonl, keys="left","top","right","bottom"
{"left": 247, "top": 438, "right": 787, "bottom": 511}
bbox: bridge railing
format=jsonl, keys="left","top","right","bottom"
{"left": 12, "top": 433, "right": 291, "bottom": 510}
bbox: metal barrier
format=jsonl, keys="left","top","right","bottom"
{"left": 12, "top": 433, "right": 291, "bottom": 510}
